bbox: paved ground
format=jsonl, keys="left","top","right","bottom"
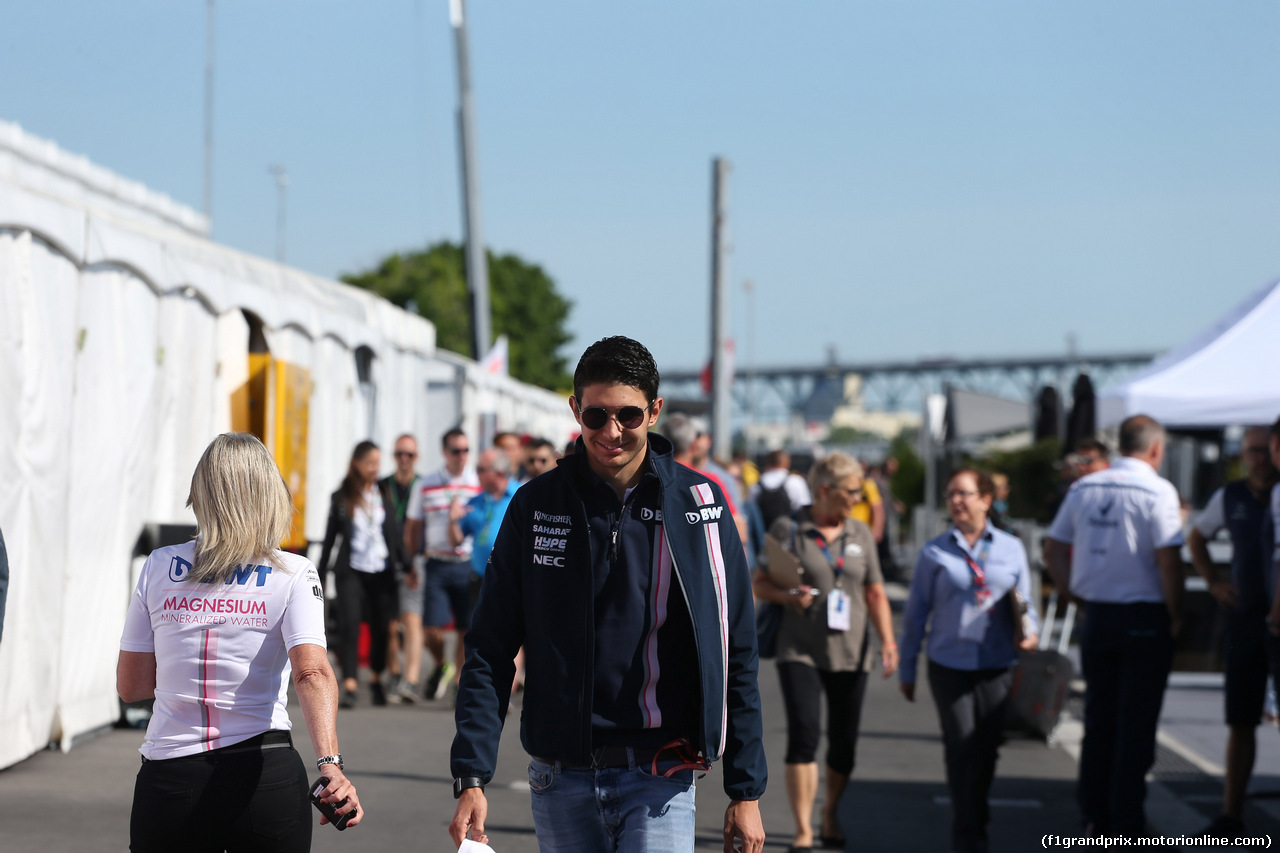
{"left": 7, "top": 639, "right": 1280, "bottom": 850}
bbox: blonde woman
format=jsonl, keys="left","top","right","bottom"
{"left": 753, "top": 451, "right": 898, "bottom": 851}
{"left": 118, "top": 433, "right": 361, "bottom": 852}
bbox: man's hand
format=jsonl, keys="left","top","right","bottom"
{"left": 723, "top": 799, "right": 765, "bottom": 853}
{"left": 1208, "top": 580, "right": 1239, "bottom": 609}
{"left": 449, "top": 788, "right": 489, "bottom": 849}
{"left": 899, "top": 681, "right": 915, "bottom": 702}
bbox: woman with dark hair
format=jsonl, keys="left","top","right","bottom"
{"left": 118, "top": 433, "right": 361, "bottom": 852}
{"left": 319, "top": 440, "right": 409, "bottom": 708}
{"left": 899, "top": 468, "right": 1040, "bottom": 853}
{"left": 753, "top": 451, "right": 898, "bottom": 851}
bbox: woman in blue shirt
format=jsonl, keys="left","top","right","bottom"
{"left": 899, "top": 468, "right": 1039, "bottom": 853}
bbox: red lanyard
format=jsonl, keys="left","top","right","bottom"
{"left": 964, "top": 537, "right": 992, "bottom": 606}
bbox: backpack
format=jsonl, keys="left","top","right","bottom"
{"left": 756, "top": 482, "right": 793, "bottom": 530}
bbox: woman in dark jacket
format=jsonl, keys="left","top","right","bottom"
{"left": 319, "top": 440, "right": 409, "bottom": 708}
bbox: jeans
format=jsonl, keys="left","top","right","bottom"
{"left": 1077, "top": 602, "right": 1173, "bottom": 836}
{"left": 527, "top": 754, "right": 697, "bottom": 852}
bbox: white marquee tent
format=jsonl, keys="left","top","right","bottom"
{"left": 1097, "top": 278, "right": 1280, "bottom": 429}
{"left": 0, "top": 120, "right": 576, "bottom": 770}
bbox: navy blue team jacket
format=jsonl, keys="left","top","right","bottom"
{"left": 449, "top": 433, "right": 768, "bottom": 802}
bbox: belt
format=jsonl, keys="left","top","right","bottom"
{"left": 534, "top": 738, "right": 710, "bottom": 774}
{"left": 533, "top": 744, "right": 663, "bottom": 770}
{"left": 142, "top": 729, "right": 293, "bottom": 764}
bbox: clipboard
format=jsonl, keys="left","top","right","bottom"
{"left": 764, "top": 532, "right": 805, "bottom": 589}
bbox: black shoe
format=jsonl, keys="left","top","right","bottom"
{"left": 339, "top": 690, "right": 357, "bottom": 709}
{"left": 423, "top": 665, "right": 445, "bottom": 700}
{"left": 370, "top": 682, "right": 387, "bottom": 707}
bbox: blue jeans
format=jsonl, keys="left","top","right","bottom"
{"left": 527, "top": 754, "right": 697, "bottom": 852}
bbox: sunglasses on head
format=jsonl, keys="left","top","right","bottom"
{"left": 577, "top": 402, "right": 652, "bottom": 431}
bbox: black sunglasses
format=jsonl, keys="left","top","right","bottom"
{"left": 577, "top": 402, "right": 652, "bottom": 431}
{"left": 394, "top": 451, "right": 417, "bottom": 459}
{"left": 447, "top": 446, "right": 470, "bottom": 455}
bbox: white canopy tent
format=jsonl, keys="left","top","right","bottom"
{"left": 1098, "top": 278, "right": 1280, "bottom": 428}
{"left": 0, "top": 120, "right": 576, "bottom": 770}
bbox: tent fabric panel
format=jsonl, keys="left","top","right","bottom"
{"left": 0, "top": 182, "right": 87, "bottom": 261}
{"left": 58, "top": 265, "right": 162, "bottom": 748}
{"left": 0, "top": 232, "right": 78, "bottom": 769}
{"left": 1098, "top": 279, "right": 1280, "bottom": 428}
{"left": 149, "top": 293, "right": 219, "bottom": 524}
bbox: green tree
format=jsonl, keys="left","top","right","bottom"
{"left": 342, "top": 241, "right": 574, "bottom": 390}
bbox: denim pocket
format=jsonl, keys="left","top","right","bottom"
{"left": 638, "top": 760, "right": 696, "bottom": 787}
{"left": 527, "top": 759, "right": 556, "bottom": 794}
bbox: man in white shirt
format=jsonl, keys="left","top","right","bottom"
{"left": 1045, "top": 415, "right": 1185, "bottom": 839}
{"left": 404, "top": 428, "right": 481, "bottom": 700}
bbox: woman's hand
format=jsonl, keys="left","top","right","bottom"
{"left": 315, "top": 767, "right": 362, "bottom": 828}
{"left": 1018, "top": 634, "right": 1039, "bottom": 651}
{"left": 788, "top": 585, "right": 815, "bottom": 613}
{"left": 879, "top": 643, "right": 899, "bottom": 678}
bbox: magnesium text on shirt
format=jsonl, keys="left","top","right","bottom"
{"left": 161, "top": 555, "right": 274, "bottom": 627}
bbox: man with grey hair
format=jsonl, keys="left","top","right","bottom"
{"left": 1045, "top": 414, "right": 1185, "bottom": 839}
{"left": 664, "top": 413, "right": 748, "bottom": 543}
{"left": 448, "top": 449, "right": 518, "bottom": 583}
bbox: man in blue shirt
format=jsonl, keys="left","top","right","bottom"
{"left": 448, "top": 448, "right": 520, "bottom": 580}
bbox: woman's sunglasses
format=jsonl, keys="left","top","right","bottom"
{"left": 577, "top": 402, "right": 652, "bottom": 431}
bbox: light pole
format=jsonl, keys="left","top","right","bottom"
{"left": 269, "top": 164, "right": 287, "bottom": 264}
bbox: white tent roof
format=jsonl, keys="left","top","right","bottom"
{"left": 1098, "top": 279, "right": 1280, "bottom": 428}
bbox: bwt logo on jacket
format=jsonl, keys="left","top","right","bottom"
{"left": 686, "top": 506, "right": 724, "bottom": 524}
{"left": 640, "top": 508, "right": 663, "bottom": 522}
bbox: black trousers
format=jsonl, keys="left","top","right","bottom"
{"left": 130, "top": 736, "right": 311, "bottom": 852}
{"left": 927, "top": 660, "right": 1013, "bottom": 853}
{"left": 334, "top": 567, "right": 397, "bottom": 681}
{"left": 777, "top": 661, "right": 869, "bottom": 775}
{"left": 1077, "top": 601, "right": 1173, "bottom": 836}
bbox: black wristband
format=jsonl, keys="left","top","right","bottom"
{"left": 453, "top": 776, "right": 485, "bottom": 799}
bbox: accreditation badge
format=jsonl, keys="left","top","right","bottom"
{"left": 827, "top": 588, "right": 852, "bottom": 632}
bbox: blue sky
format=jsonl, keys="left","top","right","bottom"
{"left": 4, "top": 2, "right": 1279, "bottom": 376}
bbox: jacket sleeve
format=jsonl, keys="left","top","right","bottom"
{"left": 317, "top": 493, "right": 342, "bottom": 584}
{"left": 380, "top": 483, "right": 410, "bottom": 578}
{"left": 717, "top": 500, "right": 769, "bottom": 801}
{"left": 450, "top": 492, "right": 526, "bottom": 783}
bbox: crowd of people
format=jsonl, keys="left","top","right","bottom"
{"left": 112, "top": 332, "right": 1280, "bottom": 853}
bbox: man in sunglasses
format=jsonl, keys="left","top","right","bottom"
{"left": 449, "top": 336, "right": 767, "bottom": 853}
{"left": 405, "top": 427, "right": 482, "bottom": 701}
{"left": 381, "top": 433, "right": 425, "bottom": 703}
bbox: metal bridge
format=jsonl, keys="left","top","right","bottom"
{"left": 661, "top": 350, "right": 1158, "bottom": 423}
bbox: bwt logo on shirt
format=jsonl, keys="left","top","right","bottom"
{"left": 167, "top": 555, "right": 273, "bottom": 586}
{"left": 686, "top": 506, "right": 724, "bottom": 524}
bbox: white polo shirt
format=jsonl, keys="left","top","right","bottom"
{"left": 1046, "top": 456, "right": 1185, "bottom": 604}
{"left": 406, "top": 466, "right": 481, "bottom": 561}
{"left": 119, "top": 542, "right": 327, "bottom": 760}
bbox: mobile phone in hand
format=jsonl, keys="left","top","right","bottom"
{"left": 309, "top": 776, "right": 352, "bottom": 831}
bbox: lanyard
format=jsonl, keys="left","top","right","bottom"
{"left": 964, "top": 537, "right": 992, "bottom": 606}
{"left": 390, "top": 476, "right": 415, "bottom": 522}
{"left": 812, "top": 531, "right": 845, "bottom": 586}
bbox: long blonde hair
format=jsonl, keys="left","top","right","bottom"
{"left": 185, "top": 433, "right": 295, "bottom": 584}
